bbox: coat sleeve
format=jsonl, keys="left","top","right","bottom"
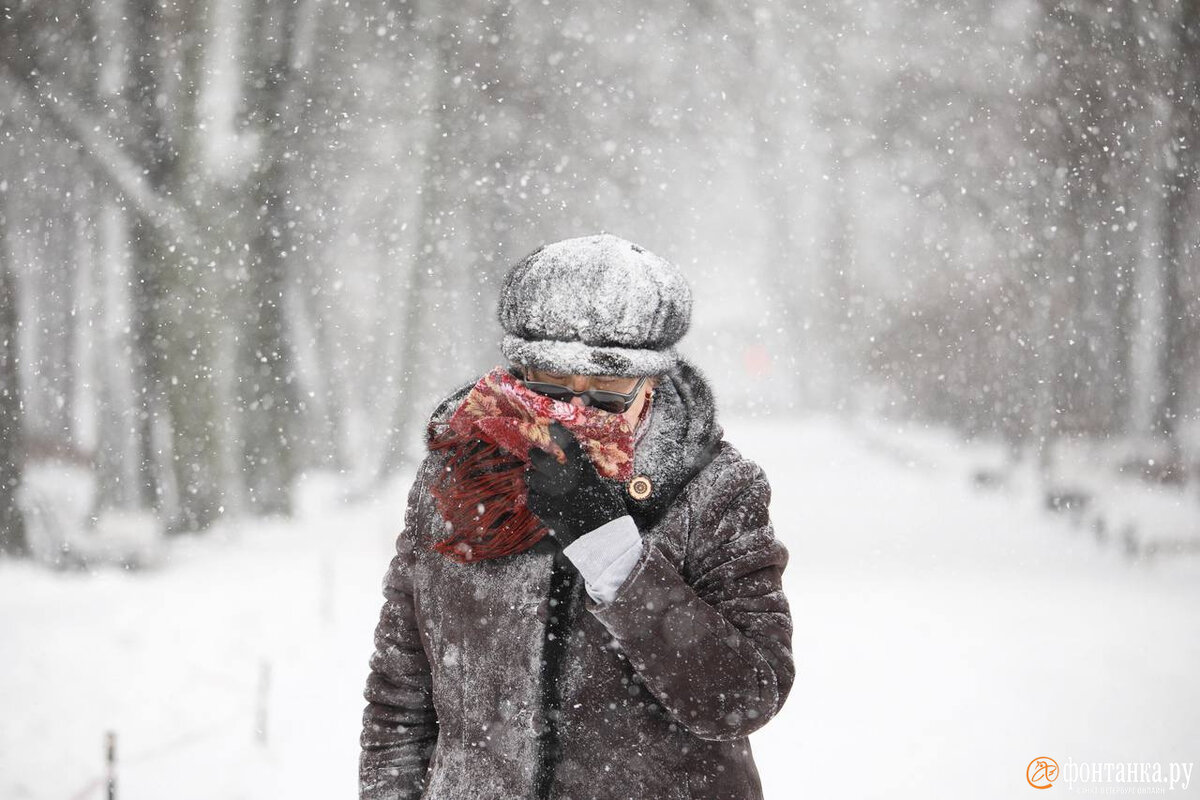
{"left": 585, "top": 456, "right": 794, "bottom": 741}
{"left": 360, "top": 457, "right": 439, "bottom": 800}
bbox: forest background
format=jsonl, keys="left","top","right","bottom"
{"left": 1, "top": 0, "right": 1198, "bottom": 551}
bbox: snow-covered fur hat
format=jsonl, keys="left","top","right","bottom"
{"left": 498, "top": 234, "right": 693, "bottom": 376}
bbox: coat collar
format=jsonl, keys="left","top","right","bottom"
{"left": 625, "top": 357, "right": 723, "bottom": 526}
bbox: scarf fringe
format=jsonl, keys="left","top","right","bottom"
{"left": 428, "top": 433, "right": 548, "bottom": 563}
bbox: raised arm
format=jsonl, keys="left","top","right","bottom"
{"left": 585, "top": 458, "right": 794, "bottom": 741}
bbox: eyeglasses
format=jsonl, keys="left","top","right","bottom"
{"left": 513, "top": 367, "right": 649, "bottom": 414}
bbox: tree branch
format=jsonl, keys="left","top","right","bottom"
{"left": 0, "top": 63, "right": 205, "bottom": 259}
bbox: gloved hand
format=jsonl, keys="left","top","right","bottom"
{"left": 524, "top": 421, "right": 627, "bottom": 549}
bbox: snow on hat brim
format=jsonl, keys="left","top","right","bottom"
{"left": 501, "top": 334, "right": 678, "bottom": 377}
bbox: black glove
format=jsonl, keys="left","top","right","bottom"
{"left": 524, "top": 421, "right": 627, "bottom": 549}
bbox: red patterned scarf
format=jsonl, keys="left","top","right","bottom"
{"left": 428, "top": 366, "right": 639, "bottom": 563}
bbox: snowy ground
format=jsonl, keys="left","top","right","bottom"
{"left": 2, "top": 415, "right": 1197, "bottom": 799}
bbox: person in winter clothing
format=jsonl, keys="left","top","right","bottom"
{"left": 360, "top": 234, "right": 794, "bottom": 800}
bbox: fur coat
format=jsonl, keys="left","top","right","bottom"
{"left": 360, "top": 358, "right": 794, "bottom": 799}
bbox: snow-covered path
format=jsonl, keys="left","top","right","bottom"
{"left": 2, "top": 416, "right": 1197, "bottom": 799}
{"left": 746, "top": 418, "right": 1200, "bottom": 799}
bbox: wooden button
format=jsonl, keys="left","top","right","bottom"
{"left": 627, "top": 475, "right": 652, "bottom": 500}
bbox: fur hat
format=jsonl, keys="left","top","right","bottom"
{"left": 497, "top": 234, "right": 693, "bottom": 376}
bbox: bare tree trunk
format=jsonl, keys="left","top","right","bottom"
{"left": 1152, "top": 0, "right": 1200, "bottom": 448}
{"left": 239, "top": 2, "right": 299, "bottom": 515}
{"left": 233, "top": 0, "right": 324, "bottom": 515}
{"left": 1154, "top": 172, "right": 1189, "bottom": 446}
{"left": 0, "top": 205, "right": 26, "bottom": 556}
{"left": 85, "top": 0, "right": 142, "bottom": 510}
{"left": 306, "top": 285, "right": 349, "bottom": 471}
{"left": 1129, "top": 154, "right": 1168, "bottom": 438}
{"left": 239, "top": 175, "right": 300, "bottom": 516}
{"left": 378, "top": 16, "right": 456, "bottom": 477}
{"left": 379, "top": 151, "right": 441, "bottom": 475}
{"left": 127, "top": 226, "right": 167, "bottom": 512}
{"left": 1111, "top": 229, "right": 1137, "bottom": 433}
{"left": 1106, "top": 0, "right": 1149, "bottom": 436}
{"left": 126, "top": 0, "right": 226, "bottom": 531}
{"left": 92, "top": 201, "right": 142, "bottom": 508}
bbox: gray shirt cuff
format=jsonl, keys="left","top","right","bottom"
{"left": 561, "top": 515, "right": 643, "bottom": 604}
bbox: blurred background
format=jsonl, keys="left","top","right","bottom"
{"left": 0, "top": 0, "right": 1197, "bottom": 798}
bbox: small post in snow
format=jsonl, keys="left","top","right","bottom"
{"left": 256, "top": 660, "right": 271, "bottom": 746}
{"left": 105, "top": 730, "right": 117, "bottom": 800}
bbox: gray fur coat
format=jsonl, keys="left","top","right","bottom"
{"left": 360, "top": 359, "right": 794, "bottom": 799}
